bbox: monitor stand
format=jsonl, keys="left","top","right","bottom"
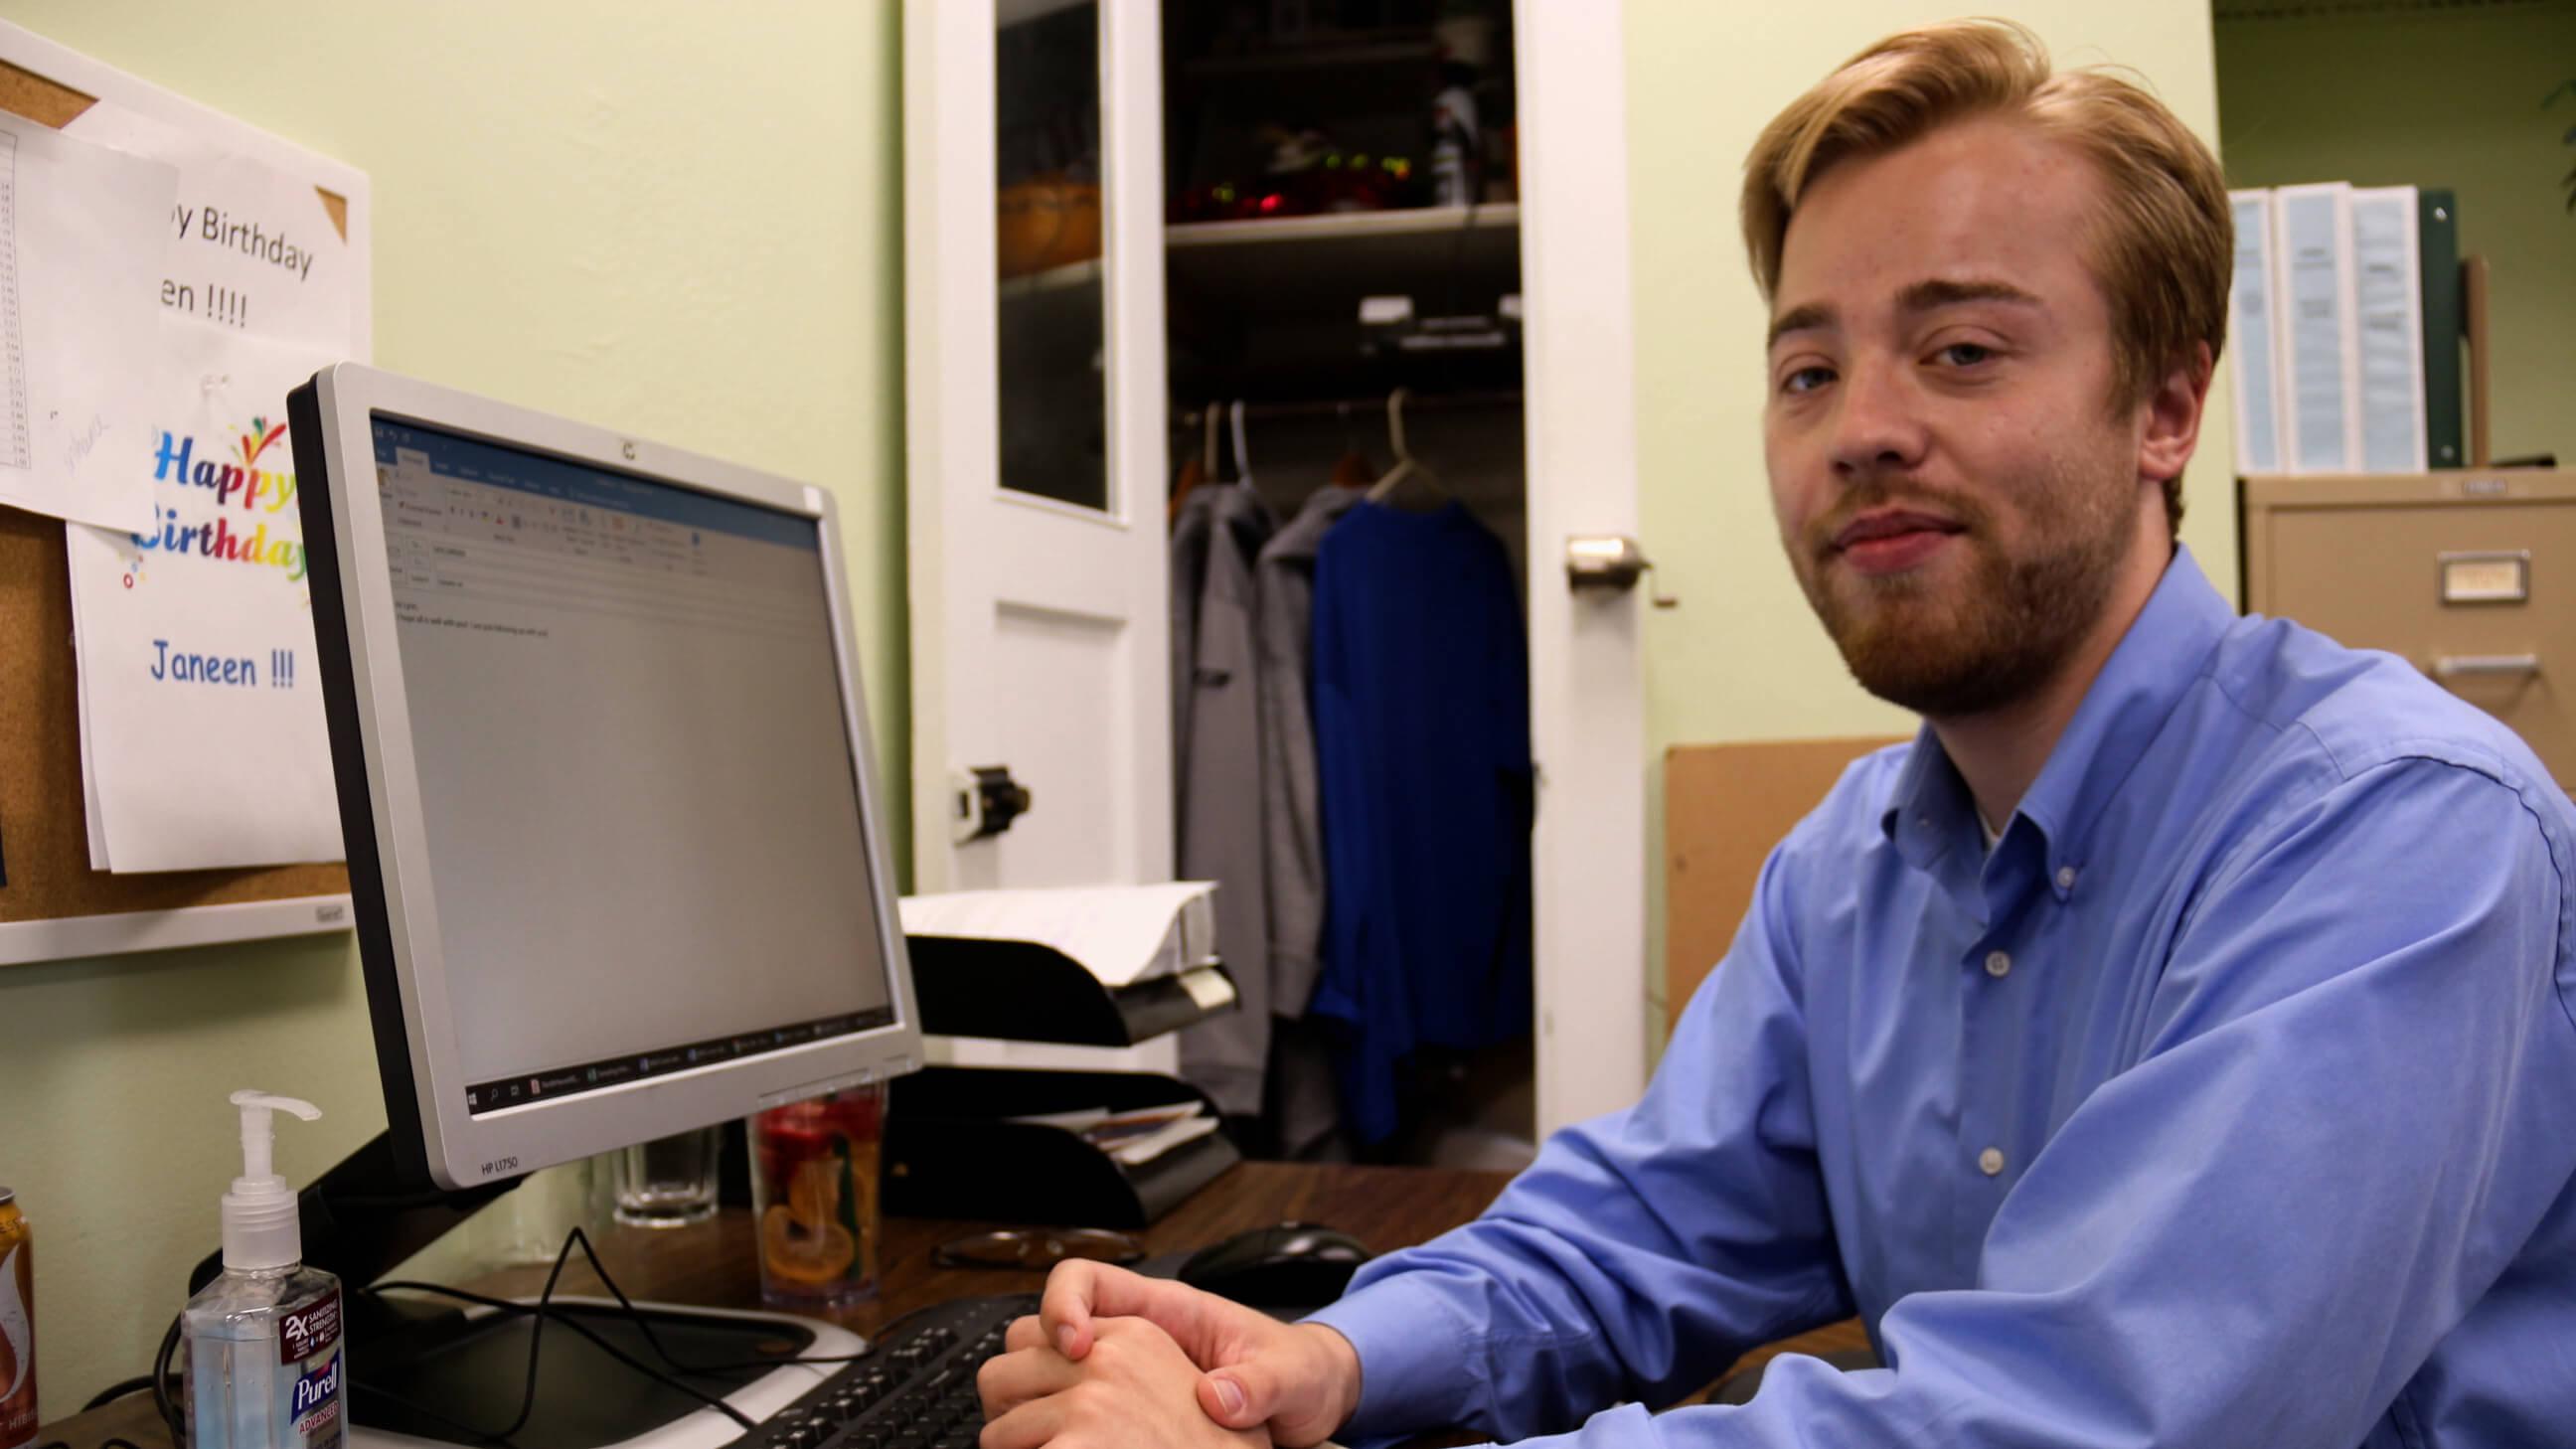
{"left": 348, "top": 1296, "right": 864, "bottom": 1449}
{"left": 190, "top": 1133, "right": 863, "bottom": 1449}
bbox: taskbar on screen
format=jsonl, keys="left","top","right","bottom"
{"left": 462, "top": 1005, "right": 897, "bottom": 1115}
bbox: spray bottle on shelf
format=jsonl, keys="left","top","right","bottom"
{"left": 184, "top": 1091, "right": 345, "bottom": 1449}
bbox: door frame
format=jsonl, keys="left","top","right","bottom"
{"left": 1518, "top": 0, "right": 1649, "bottom": 1137}
{"left": 900, "top": 0, "right": 1650, "bottom": 1132}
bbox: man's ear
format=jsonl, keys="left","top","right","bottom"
{"left": 2137, "top": 341, "right": 2213, "bottom": 485}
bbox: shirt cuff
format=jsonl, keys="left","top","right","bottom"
{"left": 1305, "top": 1271, "right": 1488, "bottom": 1437}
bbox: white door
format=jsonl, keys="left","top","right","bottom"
{"left": 904, "top": 0, "right": 1177, "bottom": 1070}
{"left": 904, "top": 0, "right": 1649, "bottom": 1125}
{"left": 1518, "top": 0, "right": 1650, "bottom": 1136}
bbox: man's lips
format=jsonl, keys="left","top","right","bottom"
{"left": 1831, "top": 509, "right": 1964, "bottom": 551}
{"left": 1828, "top": 509, "right": 1965, "bottom": 576}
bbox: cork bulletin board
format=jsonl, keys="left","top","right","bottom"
{"left": 0, "top": 24, "right": 370, "bottom": 965}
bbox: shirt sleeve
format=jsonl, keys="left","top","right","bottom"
{"left": 1307, "top": 839, "right": 1855, "bottom": 1442}
{"left": 1375, "top": 754, "right": 2576, "bottom": 1448}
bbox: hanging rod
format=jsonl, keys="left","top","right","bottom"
{"left": 1173, "top": 389, "right": 1524, "bottom": 429}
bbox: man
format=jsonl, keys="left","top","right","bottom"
{"left": 978, "top": 20, "right": 2576, "bottom": 1447}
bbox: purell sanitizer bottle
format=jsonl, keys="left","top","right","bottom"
{"left": 184, "top": 1092, "right": 346, "bottom": 1449}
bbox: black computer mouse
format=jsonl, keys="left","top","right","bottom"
{"left": 1176, "top": 1221, "right": 1372, "bottom": 1309}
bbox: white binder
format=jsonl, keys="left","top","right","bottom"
{"left": 2349, "top": 184, "right": 2428, "bottom": 474}
{"left": 2271, "top": 182, "right": 2360, "bottom": 475}
{"left": 2228, "top": 189, "right": 2288, "bottom": 476}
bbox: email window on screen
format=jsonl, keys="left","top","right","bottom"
{"left": 369, "top": 420, "right": 891, "bottom": 1095}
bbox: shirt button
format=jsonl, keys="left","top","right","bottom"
{"left": 1984, "top": 950, "right": 2011, "bottom": 978}
{"left": 1978, "top": 1147, "right": 2006, "bottom": 1176}
{"left": 2055, "top": 865, "right": 2078, "bottom": 890}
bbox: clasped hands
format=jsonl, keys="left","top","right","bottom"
{"left": 974, "top": 1261, "right": 1364, "bottom": 1449}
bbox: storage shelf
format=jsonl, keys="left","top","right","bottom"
{"left": 1166, "top": 204, "right": 1522, "bottom": 397}
{"left": 1168, "top": 203, "right": 1518, "bottom": 249}
{"left": 999, "top": 255, "right": 1103, "bottom": 300}
{"left": 1168, "top": 205, "right": 1520, "bottom": 320}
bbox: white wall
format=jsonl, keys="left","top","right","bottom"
{"left": 0, "top": 0, "right": 905, "bottom": 1404}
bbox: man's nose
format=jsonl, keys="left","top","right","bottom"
{"left": 1829, "top": 357, "right": 1929, "bottom": 479}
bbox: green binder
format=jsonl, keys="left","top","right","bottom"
{"left": 2419, "top": 188, "right": 2464, "bottom": 469}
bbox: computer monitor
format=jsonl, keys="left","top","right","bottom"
{"left": 289, "top": 363, "right": 921, "bottom": 1197}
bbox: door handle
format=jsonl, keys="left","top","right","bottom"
{"left": 950, "top": 765, "right": 1034, "bottom": 843}
{"left": 1565, "top": 536, "right": 1679, "bottom": 608}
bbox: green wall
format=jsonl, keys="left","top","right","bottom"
{"left": 1624, "top": 2, "right": 2234, "bottom": 1032}
{"left": 0, "top": 1, "right": 905, "bottom": 1404}
{"left": 2214, "top": 2, "right": 2576, "bottom": 467}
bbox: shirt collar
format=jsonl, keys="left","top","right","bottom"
{"left": 1879, "top": 545, "right": 2235, "bottom": 895}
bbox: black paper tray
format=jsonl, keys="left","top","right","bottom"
{"left": 905, "top": 934, "right": 1237, "bottom": 1046}
{"left": 883, "top": 1065, "right": 1241, "bottom": 1227}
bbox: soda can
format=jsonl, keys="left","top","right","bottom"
{"left": 0, "top": 1188, "right": 33, "bottom": 1449}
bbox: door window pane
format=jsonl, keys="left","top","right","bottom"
{"left": 996, "top": 1, "right": 1110, "bottom": 513}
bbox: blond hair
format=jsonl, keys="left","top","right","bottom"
{"left": 1741, "top": 20, "right": 2229, "bottom": 532}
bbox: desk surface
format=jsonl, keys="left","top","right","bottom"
{"left": 43, "top": 1160, "right": 1862, "bottom": 1444}
{"left": 39, "top": 1162, "right": 1511, "bottom": 1447}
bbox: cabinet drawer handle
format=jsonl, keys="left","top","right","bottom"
{"left": 2431, "top": 653, "right": 2540, "bottom": 679}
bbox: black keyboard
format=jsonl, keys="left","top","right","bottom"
{"left": 742, "top": 1293, "right": 1038, "bottom": 1449}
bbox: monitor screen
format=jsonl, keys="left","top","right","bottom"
{"left": 294, "top": 366, "right": 919, "bottom": 1192}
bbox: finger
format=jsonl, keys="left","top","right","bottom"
{"left": 1196, "top": 1368, "right": 1251, "bottom": 1430}
{"left": 1038, "top": 1260, "right": 1187, "bottom": 1361}
{"left": 1197, "top": 1365, "right": 1273, "bottom": 1432}
{"left": 1004, "top": 1313, "right": 1048, "bottom": 1353}
{"left": 975, "top": 1345, "right": 1080, "bottom": 1419}
{"left": 978, "top": 1394, "right": 1064, "bottom": 1449}
{"left": 1201, "top": 1323, "right": 1362, "bottom": 1446}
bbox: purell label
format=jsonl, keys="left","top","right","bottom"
{"left": 289, "top": 1348, "right": 343, "bottom": 1449}
{"left": 279, "top": 1286, "right": 340, "bottom": 1364}
{"left": 290, "top": 1349, "right": 341, "bottom": 1418}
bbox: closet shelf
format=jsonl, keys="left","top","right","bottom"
{"left": 1166, "top": 204, "right": 1522, "bottom": 336}
{"left": 999, "top": 255, "right": 1104, "bottom": 301}
{"left": 1168, "top": 203, "right": 1517, "bottom": 248}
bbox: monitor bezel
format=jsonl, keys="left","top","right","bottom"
{"left": 296, "top": 362, "right": 921, "bottom": 1193}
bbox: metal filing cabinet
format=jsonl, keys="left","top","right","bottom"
{"left": 2242, "top": 471, "right": 2576, "bottom": 790}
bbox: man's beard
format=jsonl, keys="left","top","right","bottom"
{"left": 1790, "top": 468, "right": 2133, "bottom": 720}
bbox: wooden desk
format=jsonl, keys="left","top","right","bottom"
{"left": 41, "top": 1160, "right": 1858, "bottom": 1445}
{"left": 473, "top": 1161, "right": 1516, "bottom": 1338}
{"left": 37, "top": 1163, "right": 1509, "bottom": 1448}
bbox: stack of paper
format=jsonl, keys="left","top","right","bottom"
{"left": 898, "top": 882, "right": 1220, "bottom": 988}
{"left": 1010, "top": 1101, "right": 1222, "bottom": 1167}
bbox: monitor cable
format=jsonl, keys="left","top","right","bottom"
{"left": 351, "top": 1221, "right": 912, "bottom": 1443}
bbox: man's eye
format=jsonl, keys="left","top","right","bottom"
{"left": 1782, "top": 366, "right": 1836, "bottom": 394}
{"left": 1936, "top": 342, "right": 1994, "bottom": 367}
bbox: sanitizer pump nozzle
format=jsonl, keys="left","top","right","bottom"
{"left": 222, "top": 1090, "right": 321, "bottom": 1272}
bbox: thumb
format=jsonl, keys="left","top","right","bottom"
{"left": 1197, "top": 1368, "right": 1268, "bottom": 1429}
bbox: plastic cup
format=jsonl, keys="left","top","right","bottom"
{"left": 748, "top": 1084, "right": 885, "bottom": 1307}
{"left": 610, "top": 1125, "right": 723, "bottom": 1227}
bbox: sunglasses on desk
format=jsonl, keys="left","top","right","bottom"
{"left": 931, "top": 1227, "right": 1147, "bottom": 1270}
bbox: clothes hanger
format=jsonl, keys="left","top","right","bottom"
{"left": 1366, "top": 387, "right": 1449, "bottom": 507}
{"left": 1230, "top": 399, "right": 1257, "bottom": 490}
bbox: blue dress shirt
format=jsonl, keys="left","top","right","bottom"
{"left": 1310, "top": 548, "right": 2576, "bottom": 1447}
